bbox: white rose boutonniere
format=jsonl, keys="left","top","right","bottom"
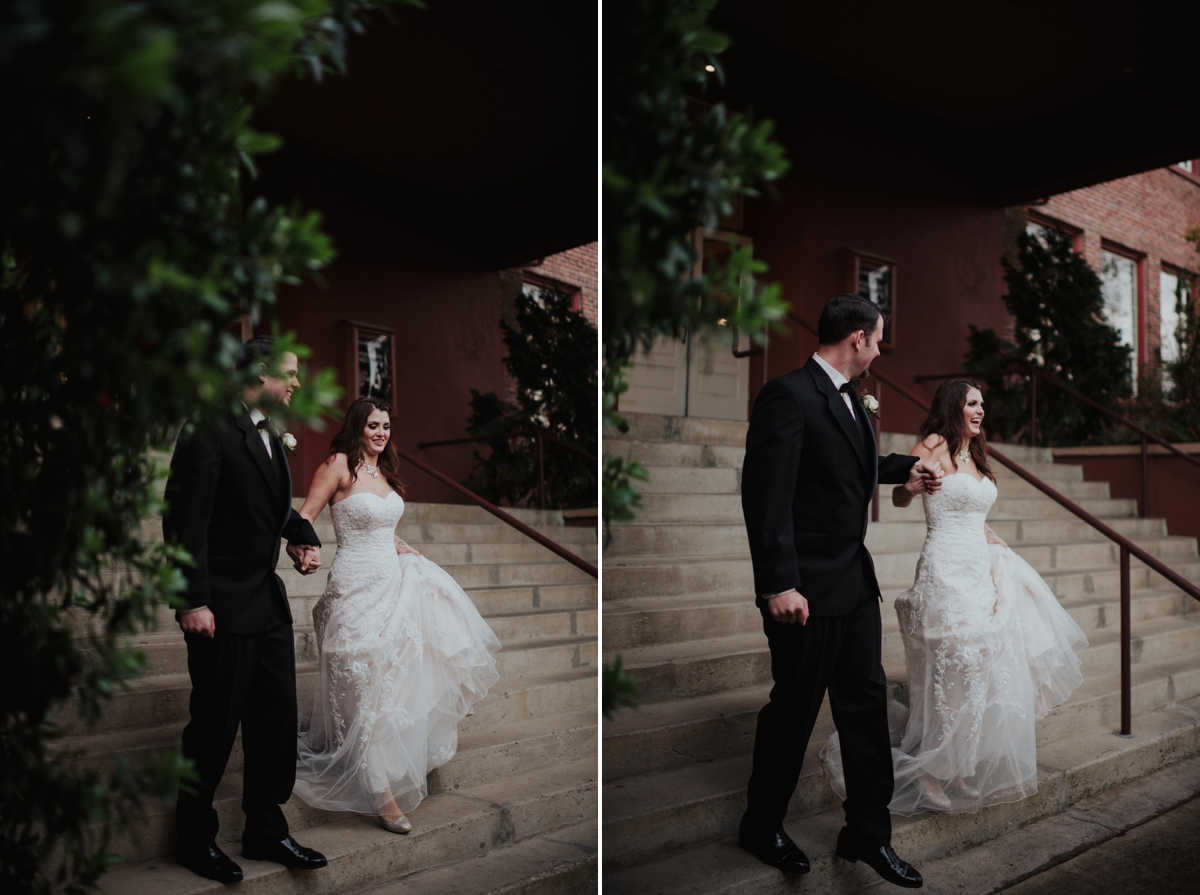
{"left": 859, "top": 389, "right": 880, "bottom": 417}
{"left": 281, "top": 432, "right": 297, "bottom": 452}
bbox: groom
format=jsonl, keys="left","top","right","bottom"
{"left": 739, "top": 294, "right": 942, "bottom": 888}
{"left": 164, "top": 336, "right": 327, "bottom": 884}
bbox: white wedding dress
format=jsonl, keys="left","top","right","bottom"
{"left": 821, "top": 473, "right": 1087, "bottom": 813}
{"left": 293, "top": 491, "right": 501, "bottom": 815}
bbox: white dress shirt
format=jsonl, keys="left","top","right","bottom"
{"left": 246, "top": 404, "right": 272, "bottom": 458}
{"left": 812, "top": 352, "right": 856, "bottom": 420}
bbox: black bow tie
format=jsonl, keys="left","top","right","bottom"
{"left": 839, "top": 380, "right": 861, "bottom": 394}
{"left": 256, "top": 418, "right": 270, "bottom": 430}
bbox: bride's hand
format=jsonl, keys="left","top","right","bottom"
{"left": 395, "top": 536, "right": 420, "bottom": 556}
{"left": 985, "top": 528, "right": 1007, "bottom": 547}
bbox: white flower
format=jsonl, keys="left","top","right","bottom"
{"left": 860, "top": 391, "right": 880, "bottom": 415}
{"left": 281, "top": 432, "right": 297, "bottom": 451}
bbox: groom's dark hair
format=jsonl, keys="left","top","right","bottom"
{"left": 817, "top": 294, "right": 882, "bottom": 345}
{"left": 238, "top": 335, "right": 276, "bottom": 371}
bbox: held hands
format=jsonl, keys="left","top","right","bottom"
{"left": 766, "top": 589, "right": 810, "bottom": 625}
{"left": 905, "top": 458, "right": 944, "bottom": 497}
{"left": 287, "top": 542, "right": 322, "bottom": 574}
{"left": 178, "top": 606, "right": 216, "bottom": 638}
{"left": 394, "top": 536, "right": 420, "bottom": 556}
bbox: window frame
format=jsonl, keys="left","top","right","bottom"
{"left": 1099, "top": 240, "right": 1146, "bottom": 380}
{"left": 521, "top": 270, "right": 583, "bottom": 313}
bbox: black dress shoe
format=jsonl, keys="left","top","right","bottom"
{"left": 738, "top": 818, "right": 811, "bottom": 873}
{"left": 835, "top": 827, "right": 923, "bottom": 888}
{"left": 241, "top": 835, "right": 328, "bottom": 870}
{"left": 177, "top": 842, "right": 244, "bottom": 884}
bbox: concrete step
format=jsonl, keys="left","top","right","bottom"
{"left": 97, "top": 754, "right": 597, "bottom": 878}
{"left": 609, "top": 606, "right": 1200, "bottom": 708}
{"left": 885, "top": 754, "right": 1200, "bottom": 895}
{"left": 606, "top": 523, "right": 751, "bottom": 558}
{"left": 604, "top": 584, "right": 1198, "bottom": 654}
{"left": 69, "top": 583, "right": 598, "bottom": 640}
{"left": 605, "top": 413, "right": 749, "bottom": 447}
{"left": 279, "top": 560, "right": 594, "bottom": 599}
{"left": 602, "top": 651, "right": 1200, "bottom": 788}
{"left": 353, "top": 817, "right": 597, "bottom": 895}
{"left": 53, "top": 665, "right": 596, "bottom": 738}
{"left": 637, "top": 466, "right": 740, "bottom": 495}
{"left": 607, "top": 514, "right": 1177, "bottom": 560}
{"left": 602, "top": 439, "right": 746, "bottom": 470}
{"left": 66, "top": 707, "right": 595, "bottom": 804}
{"left": 602, "top": 554, "right": 753, "bottom": 601}
{"left": 99, "top": 626, "right": 595, "bottom": 681}
{"left": 601, "top": 708, "right": 1200, "bottom": 889}
{"left": 604, "top": 691, "right": 1200, "bottom": 873}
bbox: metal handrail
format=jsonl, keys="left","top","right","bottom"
{"left": 393, "top": 445, "right": 597, "bottom": 579}
{"left": 418, "top": 429, "right": 597, "bottom": 511}
{"left": 783, "top": 311, "right": 1200, "bottom": 736}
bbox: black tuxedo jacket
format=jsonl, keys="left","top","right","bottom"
{"left": 164, "top": 411, "right": 321, "bottom": 634}
{"left": 741, "top": 357, "right": 918, "bottom": 616}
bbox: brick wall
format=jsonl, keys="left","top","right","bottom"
{"left": 1029, "top": 167, "right": 1200, "bottom": 369}
{"left": 522, "top": 241, "right": 598, "bottom": 326}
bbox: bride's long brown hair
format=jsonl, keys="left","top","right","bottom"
{"left": 327, "top": 396, "right": 407, "bottom": 495}
{"left": 918, "top": 378, "right": 996, "bottom": 483}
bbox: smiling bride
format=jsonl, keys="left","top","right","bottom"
{"left": 290, "top": 396, "right": 500, "bottom": 833}
{"left": 821, "top": 379, "right": 1088, "bottom": 814}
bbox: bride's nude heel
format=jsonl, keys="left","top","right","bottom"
{"left": 918, "top": 774, "right": 953, "bottom": 810}
{"left": 379, "top": 812, "right": 412, "bottom": 834}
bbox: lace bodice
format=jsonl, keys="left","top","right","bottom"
{"left": 325, "top": 491, "right": 405, "bottom": 595}
{"left": 912, "top": 474, "right": 997, "bottom": 619}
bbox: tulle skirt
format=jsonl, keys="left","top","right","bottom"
{"left": 820, "top": 543, "right": 1087, "bottom": 814}
{"left": 294, "top": 554, "right": 501, "bottom": 815}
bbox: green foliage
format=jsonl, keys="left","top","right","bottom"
{"left": 964, "top": 227, "right": 1132, "bottom": 446}
{"left": 0, "top": 2, "right": 407, "bottom": 891}
{"left": 602, "top": 654, "right": 638, "bottom": 721}
{"left": 602, "top": 0, "right": 791, "bottom": 540}
{"left": 464, "top": 286, "right": 598, "bottom": 510}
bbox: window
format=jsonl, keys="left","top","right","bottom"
{"left": 1179, "top": 160, "right": 1194, "bottom": 173}
{"left": 522, "top": 271, "right": 581, "bottom": 312}
{"left": 1100, "top": 249, "right": 1140, "bottom": 391}
{"left": 1160, "top": 268, "right": 1191, "bottom": 394}
{"left": 845, "top": 249, "right": 898, "bottom": 349}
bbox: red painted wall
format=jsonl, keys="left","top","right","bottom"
{"left": 1056, "top": 454, "right": 1200, "bottom": 542}
{"left": 271, "top": 205, "right": 513, "bottom": 503}
{"left": 748, "top": 127, "right": 1012, "bottom": 435}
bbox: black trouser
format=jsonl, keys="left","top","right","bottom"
{"left": 744, "top": 583, "right": 894, "bottom": 845}
{"left": 176, "top": 613, "right": 297, "bottom": 847}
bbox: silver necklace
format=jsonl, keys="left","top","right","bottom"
{"left": 361, "top": 460, "right": 380, "bottom": 479}
{"left": 957, "top": 445, "right": 972, "bottom": 465}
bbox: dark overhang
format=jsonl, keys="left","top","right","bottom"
{"left": 708, "top": 1, "right": 1200, "bottom": 204}
{"left": 255, "top": 0, "right": 596, "bottom": 269}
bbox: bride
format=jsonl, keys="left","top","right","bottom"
{"left": 291, "top": 396, "right": 500, "bottom": 832}
{"left": 822, "top": 378, "right": 1087, "bottom": 813}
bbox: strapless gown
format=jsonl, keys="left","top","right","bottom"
{"left": 293, "top": 490, "right": 500, "bottom": 815}
{"left": 821, "top": 473, "right": 1088, "bottom": 813}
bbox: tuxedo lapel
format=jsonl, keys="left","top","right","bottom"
{"left": 236, "top": 413, "right": 283, "bottom": 501}
{"left": 274, "top": 434, "right": 293, "bottom": 522}
{"left": 806, "top": 360, "right": 869, "bottom": 474}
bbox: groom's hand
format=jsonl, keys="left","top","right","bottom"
{"left": 766, "top": 590, "right": 810, "bottom": 625}
{"left": 178, "top": 607, "right": 215, "bottom": 638}
{"left": 287, "top": 542, "right": 321, "bottom": 574}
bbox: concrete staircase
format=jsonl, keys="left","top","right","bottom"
{"left": 602, "top": 411, "right": 1200, "bottom": 893}
{"left": 64, "top": 500, "right": 598, "bottom": 895}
